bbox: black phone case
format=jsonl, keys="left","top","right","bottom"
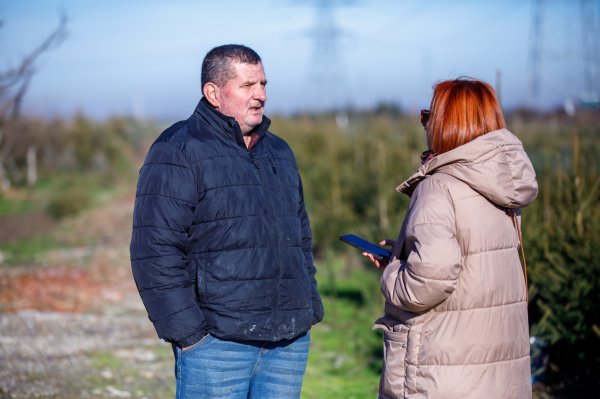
{"left": 339, "top": 234, "right": 391, "bottom": 262}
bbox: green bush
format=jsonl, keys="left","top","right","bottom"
{"left": 523, "top": 126, "right": 600, "bottom": 394}
{"left": 45, "top": 184, "right": 92, "bottom": 219}
{"left": 272, "top": 113, "right": 422, "bottom": 255}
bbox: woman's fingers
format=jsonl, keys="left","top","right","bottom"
{"left": 380, "top": 238, "right": 396, "bottom": 247}
{"left": 362, "top": 252, "right": 382, "bottom": 269}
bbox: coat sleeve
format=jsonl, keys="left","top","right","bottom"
{"left": 381, "top": 177, "right": 462, "bottom": 313}
{"left": 298, "top": 176, "right": 324, "bottom": 324}
{"left": 130, "top": 141, "right": 206, "bottom": 347}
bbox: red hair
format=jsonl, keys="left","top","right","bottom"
{"left": 427, "top": 78, "right": 506, "bottom": 154}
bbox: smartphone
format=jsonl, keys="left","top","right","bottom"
{"left": 339, "top": 234, "right": 391, "bottom": 262}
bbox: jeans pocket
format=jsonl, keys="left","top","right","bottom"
{"left": 181, "top": 333, "right": 212, "bottom": 354}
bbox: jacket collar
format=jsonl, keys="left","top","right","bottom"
{"left": 192, "top": 97, "right": 271, "bottom": 148}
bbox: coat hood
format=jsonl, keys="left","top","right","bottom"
{"left": 397, "top": 129, "right": 538, "bottom": 208}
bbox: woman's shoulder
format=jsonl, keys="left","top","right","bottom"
{"left": 417, "top": 172, "right": 478, "bottom": 200}
{"left": 408, "top": 175, "right": 457, "bottom": 223}
{"left": 413, "top": 173, "right": 460, "bottom": 196}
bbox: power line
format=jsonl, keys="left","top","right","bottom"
{"left": 580, "top": 0, "right": 600, "bottom": 106}
{"left": 528, "top": 0, "right": 543, "bottom": 109}
{"left": 297, "top": 0, "right": 355, "bottom": 111}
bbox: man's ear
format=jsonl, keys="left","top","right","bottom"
{"left": 203, "top": 82, "right": 220, "bottom": 108}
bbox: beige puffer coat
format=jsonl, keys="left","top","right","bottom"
{"left": 375, "top": 129, "right": 538, "bottom": 399}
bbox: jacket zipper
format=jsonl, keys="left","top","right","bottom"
{"left": 248, "top": 146, "right": 282, "bottom": 338}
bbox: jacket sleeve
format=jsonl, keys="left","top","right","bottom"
{"left": 298, "top": 176, "right": 324, "bottom": 324}
{"left": 130, "top": 141, "right": 206, "bottom": 347}
{"left": 381, "top": 177, "right": 462, "bottom": 313}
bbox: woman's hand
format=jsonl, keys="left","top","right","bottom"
{"left": 362, "top": 239, "right": 396, "bottom": 269}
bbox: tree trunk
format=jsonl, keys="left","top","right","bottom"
{"left": 0, "top": 162, "right": 10, "bottom": 194}
{"left": 27, "top": 145, "right": 37, "bottom": 186}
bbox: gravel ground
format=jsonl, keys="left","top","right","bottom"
{"left": 0, "top": 194, "right": 176, "bottom": 399}
{"left": 0, "top": 297, "right": 176, "bottom": 399}
{"left": 0, "top": 309, "right": 160, "bottom": 398}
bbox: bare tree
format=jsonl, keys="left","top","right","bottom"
{"left": 0, "top": 11, "right": 68, "bottom": 191}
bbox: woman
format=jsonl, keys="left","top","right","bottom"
{"left": 367, "top": 78, "right": 537, "bottom": 398}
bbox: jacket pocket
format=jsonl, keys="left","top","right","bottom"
{"left": 380, "top": 325, "right": 409, "bottom": 398}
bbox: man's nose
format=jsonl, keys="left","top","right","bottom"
{"left": 253, "top": 85, "right": 267, "bottom": 102}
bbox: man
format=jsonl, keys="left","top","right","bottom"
{"left": 130, "top": 44, "right": 324, "bottom": 398}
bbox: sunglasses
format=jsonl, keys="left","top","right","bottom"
{"left": 420, "top": 109, "right": 430, "bottom": 127}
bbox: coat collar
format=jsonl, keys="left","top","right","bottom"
{"left": 192, "top": 97, "right": 271, "bottom": 148}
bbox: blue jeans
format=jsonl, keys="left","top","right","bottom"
{"left": 172, "top": 332, "right": 310, "bottom": 398}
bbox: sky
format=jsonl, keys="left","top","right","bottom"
{"left": 0, "top": 0, "right": 595, "bottom": 121}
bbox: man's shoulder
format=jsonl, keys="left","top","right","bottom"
{"left": 263, "top": 131, "right": 295, "bottom": 155}
{"left": 143, "top": 118, "right": 203, "bottom": 165}
{"left": 150, "top": 115, "right": 214, "bottom": 153}
{"left": 154, "top": 120, "right": 191, "bottom": 145}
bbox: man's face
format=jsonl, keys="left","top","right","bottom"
{"left": 216, "top": 62, "right": 267, "bottom": 135}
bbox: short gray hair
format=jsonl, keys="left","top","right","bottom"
{"left": 201, "top": 44, "right": 262, "bottom": 88}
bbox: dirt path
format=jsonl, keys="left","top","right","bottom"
{"left": 0, "top": 212, "right": 57, "bottom": 246}
{"left": 0, "top": 193, "right": 175, "bottom": 399}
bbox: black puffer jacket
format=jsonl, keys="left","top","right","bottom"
{"left": 130, "top": 99, "right": 324, "bottom": 348}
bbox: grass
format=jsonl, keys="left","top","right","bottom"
{"left": 302, "top": 253, "right": 384, "bottom": 398}
{"left": 1, "top": 170, "right": 133, "bottom": 219}
{"left": 86, "top": 344, "right": 175, "bottom": 399}
{"left": 0, "top": 171, "right": 132, "bottom": 267}
{"left": 0, "top": 196, "right": 36, "bottom": 216}
{"left": 41, "top": 172, "right": 131, "bottom": 219}
{"left": 0, "top": 234, "right": 59, "bottom": 266}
